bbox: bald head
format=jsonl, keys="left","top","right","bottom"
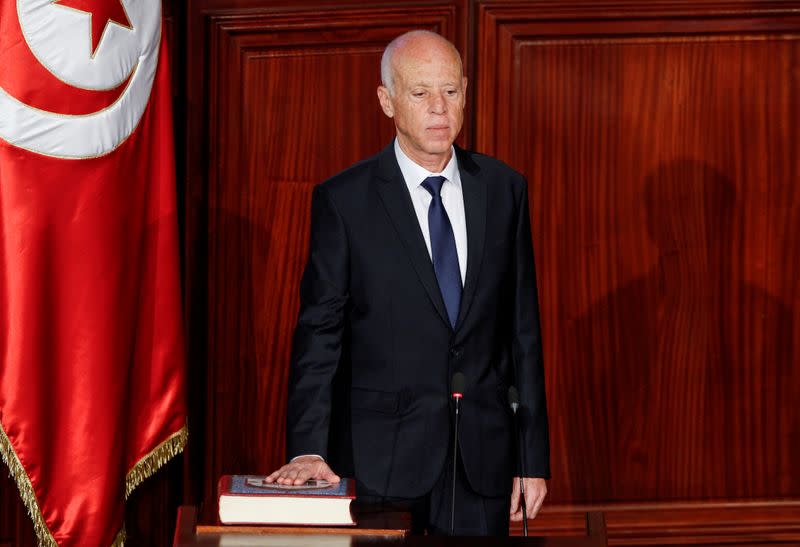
{"left": 380, "top": 30, "right": 463, "bottom": 96}
{"left": 376, "top": 30, "right": 467, "bottom": 172}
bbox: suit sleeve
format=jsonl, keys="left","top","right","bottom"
{"left": 512, "top": 177, "right": 551, "bottom": 479}
{"left": 286, "top": 184, "right": 349, "bottom": 461}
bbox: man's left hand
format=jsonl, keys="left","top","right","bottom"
{"left": 509, "top": 477, "right": 547, "bottom": 521}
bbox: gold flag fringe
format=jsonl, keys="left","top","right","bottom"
{"left": 0, "top": 421, "right": 58, "bottom": 547}
{"left": 125, "top": 425, "right": 188, "bottom": 498}
{"left": 111, "top": 527, "right": 126, "bottom": 547}
{"left": 0, "top": 421, "right": 187, "bottom": 546}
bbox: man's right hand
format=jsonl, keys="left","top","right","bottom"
{"left": 265, "top": 456, "right": 341, "bottom": 486}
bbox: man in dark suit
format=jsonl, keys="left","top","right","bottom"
{"left": 266, "top": 30, "right": 549, "bottom": 535}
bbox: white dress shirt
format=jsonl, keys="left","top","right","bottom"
{"left": 394, "top": 139, "right": 468, "bottom": 285}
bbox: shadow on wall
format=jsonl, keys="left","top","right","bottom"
{"left": 562, "top": 159, "right": 796, "bottom": 502}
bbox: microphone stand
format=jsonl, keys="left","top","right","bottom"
{"left": 451, "top": 392, "right": 462, "bottom": 535}
{"left": 450, "top": 372, "right": 465, "bottom": 535}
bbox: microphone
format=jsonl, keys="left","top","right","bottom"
{"left": 450, "top": 372, "right": 465, "bottom": 535}
{"left": 508, "top": 386, "right": 528, "bottom": 536}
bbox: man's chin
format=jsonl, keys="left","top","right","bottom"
{"left": 421, "top": 140, "right": 455, "bottom": 156}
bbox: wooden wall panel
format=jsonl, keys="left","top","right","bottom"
{"left": 476, "top": 1, "right": 800, "bottom": 504}
{"left": 182, "top": 0, "right": 467, "bottom": 522}
{"left": 516, "top": 500, "right": 800, "bottom": 543}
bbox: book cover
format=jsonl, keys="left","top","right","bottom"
{"left": 218, "top": 475, "right": 356, "bottom": 526}
{"left": 220, "top": 475, "right": 355, "bottom": 498}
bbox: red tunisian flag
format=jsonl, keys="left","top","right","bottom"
{"left": 0, "top": 0, "right": 186, "bottom": 545}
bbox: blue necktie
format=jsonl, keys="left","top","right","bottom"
{"left": 421, "top": 176, "right": 462, "bottom": 328}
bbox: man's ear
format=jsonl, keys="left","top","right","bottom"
{"left": 377, "top": 86, "right": 394, "bottom": 118}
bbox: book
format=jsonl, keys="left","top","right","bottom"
{"left": 218, "top": 475, "right": 356, "bottom": 526}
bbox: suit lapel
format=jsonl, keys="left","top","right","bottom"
{"left": 454, "top": 146, "right": 486, "bottom": 331}
{"left": 373, "top": 143, "right": 451, "bottom": 329}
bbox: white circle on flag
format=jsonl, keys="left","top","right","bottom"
{"left": 0, "top": 0, "right": 161, "bottom": 159}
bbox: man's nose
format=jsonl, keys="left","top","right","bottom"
{"left": 429, "top": 92, "right": 447, "bottom": 114}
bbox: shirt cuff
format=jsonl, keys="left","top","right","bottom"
{"left": 290, "top": 454, "right": 324, "bottom": 462}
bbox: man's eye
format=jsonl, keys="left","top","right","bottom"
{"left": 413, "top": 92, "right": 425, "bottom": 98}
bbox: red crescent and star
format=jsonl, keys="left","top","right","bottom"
{"left": 52, "top": 0, "right": 132, "bottom": 56}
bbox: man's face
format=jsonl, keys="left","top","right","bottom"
{"left": 378, "top": 39, "right": 467, "bottom": 165}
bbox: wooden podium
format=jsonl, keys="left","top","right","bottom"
{"left": 173, "top": 505, "right": 608, "bottom": 546}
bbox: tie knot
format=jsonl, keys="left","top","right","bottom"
{"left": 421, "top": 176, "right": 447, "bottom": 197}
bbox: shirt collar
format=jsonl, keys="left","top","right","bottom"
{"left": 394, "top": 138, "right": 460, "bottom": 194}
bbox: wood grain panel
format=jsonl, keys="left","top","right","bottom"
{"left": 182, "top": 0, "right": 467, "bottom": 522}
{"left": 513, "top": 500, "right": 800, "bottom": 545}
{"left": 476, "top": 1, "right": 800, "bottom": 504}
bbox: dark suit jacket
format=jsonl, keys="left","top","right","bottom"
{"left": 287, "top": 142, "right": 550, "bottom": 499}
